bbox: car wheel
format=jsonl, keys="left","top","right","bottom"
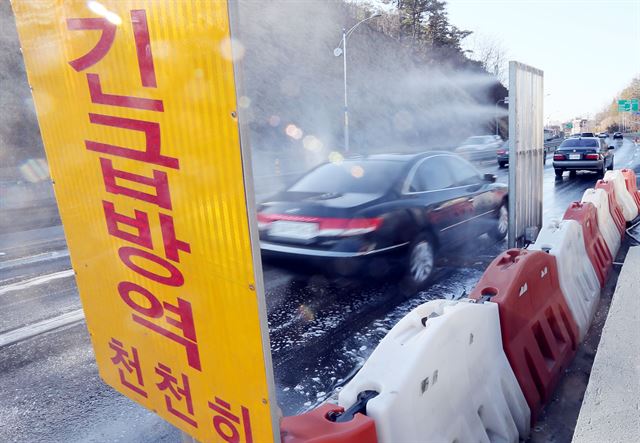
{"left": 597, "top": 163, "right": 605, "bottom": 178}
{"left": 488, "top": 203, "right": 508, "bottom": 241}
{"left": 498, "top": 162, "right": 506, "bottom": 168}
{"left": 607, "top": 158, "right": 614, "bottom": 170}
{"left": 555, "top": 169, "right": 563, "bottom": 178}
{"left": 405, "top": 233, "right": 436, "bottom": 289}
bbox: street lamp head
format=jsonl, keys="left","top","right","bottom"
{"left": 370, "top": 13, "right": 382, "bottom": 18}
{"left": 334, "top": 47, "right": 343, "bottom": 57}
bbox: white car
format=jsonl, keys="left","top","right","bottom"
{"left": 455, "top": 135, "right": 503, "bottom": 162}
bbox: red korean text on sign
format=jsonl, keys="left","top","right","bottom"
{"left": 109, "top": 338, "right": 147, "bottom": 398}
{"left": 208, "top": 397, "right": 254, "bottom": 443}
{"left": 156, "top": 363, "right": 198, "bottom": 428}
{"left": 66, "top": 6, "right": 201, "bottom": 393}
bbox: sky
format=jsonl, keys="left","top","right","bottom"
{"left": 445, "top": 0, "right": 640, "bottom": 123}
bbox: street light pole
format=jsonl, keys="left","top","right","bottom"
{"left": 334, "top": 13, "right": 381, "bottom": 153}
{"left": 342, "top": 27, "right": 348, "bottom": 153}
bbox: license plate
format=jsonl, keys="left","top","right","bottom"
{"left": 569, "top": 154, "right": 581, "bottom": 160}
{"left": 269, "top": 221, "right": 318, "bottom": 240}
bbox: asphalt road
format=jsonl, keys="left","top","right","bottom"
{"left": 1, "top": 138, "right": 638, "bottom": 442}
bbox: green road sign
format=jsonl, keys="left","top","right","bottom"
{"left": 565, "top": 122, "right": 573, "bottom": 129}
{"left": 618, "top": 99, "right": 639, "bottom": 112}
{"left": 618, "top": 100, "right": 631, "bottom": 112}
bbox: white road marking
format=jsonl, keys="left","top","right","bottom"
{"left": 0, "top": 269, "right": 74, "bottom": 295}
{"left": 0, "top": 309, "right": 85, "bottom": 348}
{"left": 0, "top": 249, "right": 70, "bottom": 271}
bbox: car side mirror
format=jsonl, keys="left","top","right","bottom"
{"left": 609, "top": 146, "right": 615, "bottom": 150}
{"left": 483, "top": 173, "right": 497, "bottom": 183}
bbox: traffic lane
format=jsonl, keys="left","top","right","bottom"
{"left": 0, "top": 225, "right": 67, "bottom": 262}
{"left": 476, "top": 138, "right": 639, "bottom": 222}
{"left": 0, "top": 323, "right": 179, "bottom": 443}
{"left": 0, "top": 254, "right": 79, "bottom": 333}
{"left": 0, "top": 277, "right": 80, "bottom": 333}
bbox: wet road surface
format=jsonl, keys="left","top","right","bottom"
{"left": 1, "top": 138, "right": 638, "bottom": 441}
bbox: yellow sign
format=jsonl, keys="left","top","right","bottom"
{"left": 12, "top": 1, "right": 277, "bottom": 441}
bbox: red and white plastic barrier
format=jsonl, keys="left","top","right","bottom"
{"left": 581, "top": 188, "right": 622, "bottom": 259}
{"left": 469, "top": 249, "right": 579, "bottom": 424}
{"left": 620, "top": 168, "right": 640, "bottom": 211}
{"left": 563, "top": 202, "right": 612, "bottom": 287}
{"left": 280, "top": 403, "right": 378, "bottom": 443}
{"left": 595, "top": 179, "right": 626, "bottom": 234}
{"left": 337, "top": 299, "right": 530, "bottom": 443}
{"left": 604, "top": 170, "right": 639, "bottom": 221}
{"left": 530, "top": 219, "right": 600, "bottom": 341}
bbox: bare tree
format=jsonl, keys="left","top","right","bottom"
{"left": 467, "top": 33, "right": 508, "bottom": 84}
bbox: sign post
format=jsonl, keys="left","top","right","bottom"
{"left": 12, "top": 1, "right": 279, "bottom": 442}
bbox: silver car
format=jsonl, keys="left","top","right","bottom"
{"left": 455, "top": 135, "right": 502, "bottom": 162}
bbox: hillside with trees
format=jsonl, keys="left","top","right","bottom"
{"left": 594, "top": 76, "right": 640, "bottom": 133}
{"left": 238, "top": 0, "right": 508, "bottom": 177}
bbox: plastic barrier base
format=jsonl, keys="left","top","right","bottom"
{"left": 595, "top": 179, "right": 626, "bottom": 234}
{"left": 280, "top": 403, "right": 378, "bottom": 443}
{"left": 582, "top": 188, "right": 622, "bottom": 259}
{"left": 530, "top": 219, "right": 600, "bottom": 341}
{"left": 338, "top": 299, "right": 530, "bottom": 443}
{"left": 563, "top": 202, "right": 612, "bottom": 287}
{"left": 469, "top": 249, "right": 579, "bottom": 424}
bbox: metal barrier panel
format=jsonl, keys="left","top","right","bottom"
{"left": 508, "top": 61, "right": 544, "bottom": 248}
{"left": 337, "top": 299, "right": 530, "bottom": 443}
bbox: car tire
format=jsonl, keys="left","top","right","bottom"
{"left": 488, "top": 203, "right": 508, "bottom": 241}
{"left": 404, "top": 232, "right": 436, "bottom": 289}
{"left": 555, "top": 169, "right": 564, "bottom": 178}
{"left": 607, "top": 158, "right": 614, "bottom": 170}
{"left": 498, "top": 162, "right": 506, "bottom": 168}
{"left": 597, "top": 163, "right": 606, "bottom": 178}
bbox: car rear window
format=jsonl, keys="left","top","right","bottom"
{"left": 559, "top": 138, "right": 599, "bottom": 148}
{"left": 288, "top": 160, "right": 405, "bottom": 194}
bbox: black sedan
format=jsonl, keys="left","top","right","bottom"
{"left": 553, "top": 137, "right": 614, "bottom": 178}
{"left": 258, "top": 152, "right": 508, "bottom": 287}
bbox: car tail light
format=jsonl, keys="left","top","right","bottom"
{"left": 257, "top": 213, "right": 383, "bottom": 236}
{"left": 585, "top": 153, "right": 600, "bottom": 160}
{"left": 319, "top": 217, "right": 384, "bottom": 236}
{"left": 553, "top": 153, "right": 566, "bottom": 161}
